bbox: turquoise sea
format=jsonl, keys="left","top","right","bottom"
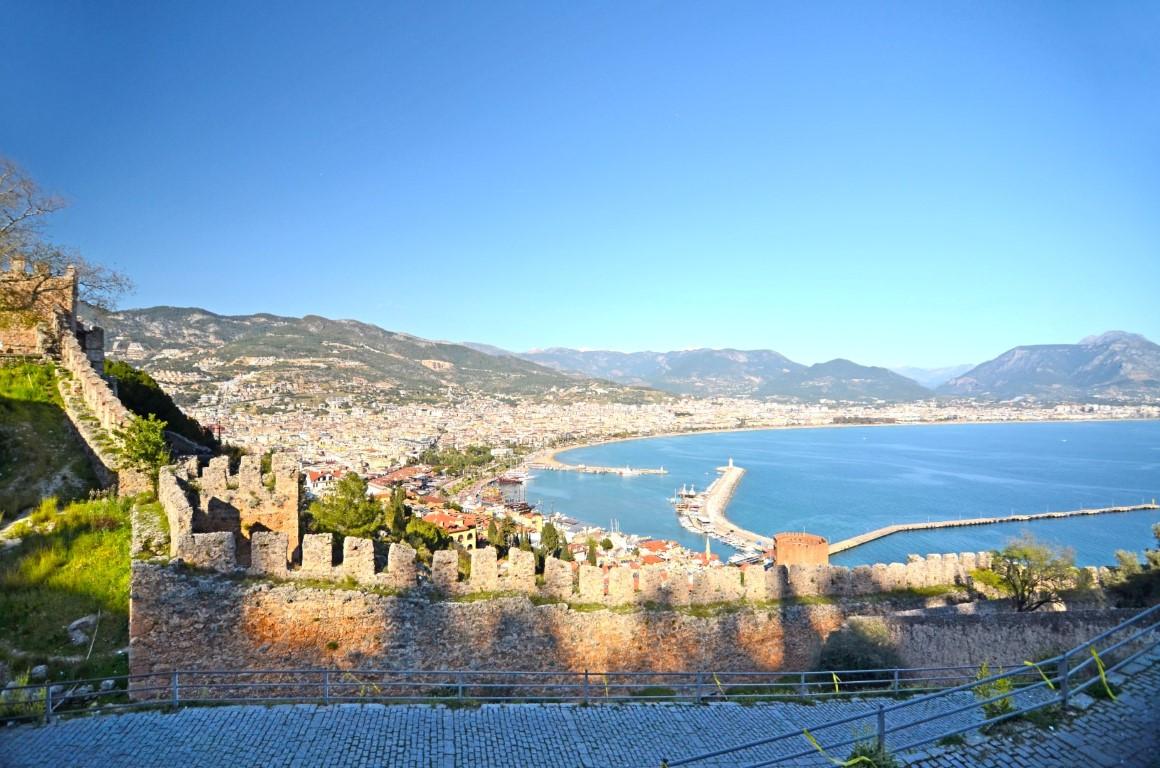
{"left": 524, "top": 421, "right": 1160, "bottom": 566}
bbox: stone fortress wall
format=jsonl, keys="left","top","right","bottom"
{"left": 160, "top": 455, "right": 301, "bottom": 564}
{"left": 1, "top": 257, "right": 132, "bottom": 488}
{"left": 157, "top": 466, "right": 1002, "bottom": 605}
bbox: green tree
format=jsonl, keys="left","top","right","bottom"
{"left": 486, "top": 519, "right": 499, "bottom": 546}
{"left": 540, "top": 522, "right": 560, "bottom": 557}
{"left": 308, "top": 473, "right": 383, "bottom": 540}
{"left": 114, "top": 414, "right": 171, "bottom": 475}
{"left": 404, "top": 517, "right": 451, "bottom": 563}
{"left": 586, "top": 539, "right": 598, "bottom": 566}
{"left": 559, "top": 542, "right": 574, "bottom": 562}
{"left": 990, "top": 534, "right": 1076, "bottom": 612}
{"left": 385, "top": 486, "right": 408, "bottom": 536}
{"left": 519, "top": 532, "right": 532, "bottom": 552}
{"left": 600, "top": 537, "right": 614, "bottom": 551}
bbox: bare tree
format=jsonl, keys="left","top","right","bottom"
{"left": 1, "top": 156, "right": 132, "bottom": 310}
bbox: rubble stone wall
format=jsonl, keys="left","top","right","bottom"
{"left": 128, "top": 562, "right": 1132, "bottom": 684}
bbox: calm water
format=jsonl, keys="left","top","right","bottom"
{"left": 525, "top": 421, "right": 1160, "bottom": 566}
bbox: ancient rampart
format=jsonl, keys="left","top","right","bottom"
{"left": 128, "top": 561, "right": 1134, "bottom": 684}
{"left": 156, "top": 463, "right": 999, "bottom": 603}
{"left": 160, "top": 455, "right": 301, "bottom": 564}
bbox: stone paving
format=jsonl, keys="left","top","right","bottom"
{"left": 0, "top": 657, "right": 1155, "bottom": 767}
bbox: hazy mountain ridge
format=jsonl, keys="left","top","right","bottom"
{"left": 938, "top": 331, "right": 1160, "bottom": 401}
{"left": 890, "top": 363, "right": 975, "bottom": 389}
{"left": 82, "top": 306, "right": 659, "bottom": 404}
{"left": 509, "top": 347, "right": 931, "bottom": 401}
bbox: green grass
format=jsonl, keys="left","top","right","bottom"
{"left": 0, "top": 362, "right": 100, "bottom": 518}
{"left": 0, "top": 496, "right": 131, "bottom": 665}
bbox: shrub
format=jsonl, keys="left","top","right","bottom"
{"left": 973, "top": 662, "right": 1015, "bottom": 721}
{"left": 846, "top": 739, "right": 900, "bottom": 768}
{"left": 816, "top": 618, "right": 903, "bottom": 690}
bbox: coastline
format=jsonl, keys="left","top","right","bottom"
{"left": 531, "top": 415, "right": 1160, "bottom": 468}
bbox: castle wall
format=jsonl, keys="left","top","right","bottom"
{"left": 128, "top": 561, "right": 1133, "bottom": 689}
{"left": 163, "top": 454, "right": 300, "bottom": 563}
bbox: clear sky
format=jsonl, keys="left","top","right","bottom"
{"left": 2, "top": 2, "right": 1157, "bottom": 368}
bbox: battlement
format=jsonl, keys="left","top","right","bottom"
{"left": 156, "top": 470, "right": 994, "bottom": 604}
{"left": 161, "top": 455, "right": 301, "bottom": 565}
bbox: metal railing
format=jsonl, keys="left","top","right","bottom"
{"left": 665, "top": 602, "right": 1160, "bottom": 767}
{"left": 0, "top": 662, "right": 1022, "bottom": 725}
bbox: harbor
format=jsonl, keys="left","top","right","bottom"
{"left": 671, "top": 459, "right": 772, "bottom": 561}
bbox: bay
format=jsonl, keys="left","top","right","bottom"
{"left": 524, "top": 421, "right": 1160, "bottom": 566}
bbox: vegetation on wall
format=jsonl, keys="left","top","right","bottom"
{"left": 104, "top": 359, "right": 218, "bottom": 449}
{"left": 0, "top": 362, "right": 97, "bottom": 518}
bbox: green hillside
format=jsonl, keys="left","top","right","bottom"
{"left": 0, "top": 363, "right": 98, "bottom": 519}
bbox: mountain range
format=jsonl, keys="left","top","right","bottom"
{"left": 493, "top": 347, "right": 932, "bottom": 401}
{"left": 80, "top": 305, "right": 1159, "bottom": 404}
{"left": 80, "top": 306, "right": 659, "bottom": 406}
{"left": 469, "top": 333, "right": 1160, "bottom": 403}
{"left": 937, "top": 331, "right": 1160, "bottom": 401}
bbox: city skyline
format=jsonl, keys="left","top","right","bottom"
{"left": 2, "top": 2, "right": 1158, "bottom": 368}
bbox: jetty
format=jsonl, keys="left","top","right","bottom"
{"left": 828, "top": 502, "right": 1160, "bottom": 555}
{"left": 672, "top": 460, "right": 772, "bottom": 553}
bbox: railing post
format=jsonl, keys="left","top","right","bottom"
{"left": 583, "top": 670, "right": 590, "bottom": 706}
{"left": 694, "top": 671, "right": 703, "bottom": 704}
{"left": 171, "top": 671, "right": 180, "bottom": 709}
{"left": 798, "top": 671, "right": 807, "bottom": 696}
{"left": 323, "top": 670, "right": 330, "bottom": 705}
{"left": 876, "top": 703, "right": 886, "bottom": 752}
{"left": 44, "top": 683, "right": 52, "bottom": 725}
{"left": 1057, "top": 652, "right": 1070, "bottom": 708}
{"left": 892, "top": 669, "right": 899, "bottom": 693}
{"left": 456, "top": 672, "right": 465, "bottom": 702}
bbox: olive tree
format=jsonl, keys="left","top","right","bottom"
{"left": 990, "top": 533, "right": 1076, "bottom": 612}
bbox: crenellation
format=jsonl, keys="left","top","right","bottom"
{"left": 181, "top": 532, "right": 236, "bottom": 572}
{"left": 541, "top": 557, "right": 574, "bottom": 601}
{"left": 607, "top": 566, "right": 635, "bottom": 604}
{"left": 469, "top": 547, "right": 498, "bottom": 592}
{"left": 578, "top": 564, "right": 604, "bottom": 603}
{"left": 250, "top": 531, "right": 289, "bottom": 577}
{"left": 636, "top": 565, "right": 666, "bottom": 603}
{"left": 301, "top": 534, "right": 335, "bottom": 576}
{"left": 431, "top": 549, "right": 460, "bottom": 592}
{"left": 343, "top": 537, "right": 376, "bottom": 582}
{"left": 500, "top": 549, "right": 536, "bottom": 594}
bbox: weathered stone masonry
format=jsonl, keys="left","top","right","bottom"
{"left": 129, "top": 561, "right": 1133, "bottom": 686}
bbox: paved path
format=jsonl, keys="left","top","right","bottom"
{"left": 0, "top": 658, "right": 1155, "bottom": 767}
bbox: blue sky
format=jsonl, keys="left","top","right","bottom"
{"left": 2, "top": 2, "right": 1157, "bottom": 367}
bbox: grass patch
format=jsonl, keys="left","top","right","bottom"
{"left": 0, "top": 362, "right": 99, "bottom": 519}
{"left": 970, "top": 568, "right": 1012, "bottom": 594}
{"left": 0, "top": 496, "right": 131, "bottom": 669}
{"left": 937, "top": 733, "right": 966, "bottom": 747}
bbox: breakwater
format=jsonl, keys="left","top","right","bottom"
{"left": 674, "top": 461, "right": 771, "bottom": 553}
{"left": 828, "top": 503, "right": 1160, "bottom": 556}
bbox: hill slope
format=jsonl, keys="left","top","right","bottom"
{"left": 513, "top": 347, "right": 931, "bottom": 401}
{"left": 938, "top": 331, "right": 1160, "bottom": 401}
{"left": 82, "top": 306, "right": 658, "bottom": 405}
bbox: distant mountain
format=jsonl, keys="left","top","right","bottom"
{"left": 890, "top": 364, "right": 975, "bottom": 389}
{"left": 938, "top": 331, "right": 1160, "bottom": 401}
{"left": 81, "top": 306, "right": 660, "bottom": 405}
{"left": 508, "top": 347, "right": 931, "bottom": 401}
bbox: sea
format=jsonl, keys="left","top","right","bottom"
{"left": 523, "top": 420, "right": 1160, "bottom": 567}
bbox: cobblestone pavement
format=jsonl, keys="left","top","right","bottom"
{"left": 907, "top": 651, "right": 1160, "bottom": 768}
{"left": 0, "top": 657, "right": 1155, "bottom": 767}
